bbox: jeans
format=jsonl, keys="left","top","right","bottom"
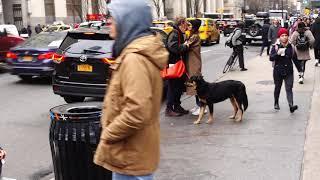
{"left": 112, "top": 172, "right": 154, "bottom": 180}
{"left": 273, "top": 71, "right": 294, "bottom": 106}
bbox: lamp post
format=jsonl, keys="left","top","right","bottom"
{"left": 282, "top": 0, "right": 284, "bottom": 20}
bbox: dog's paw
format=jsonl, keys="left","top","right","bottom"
{"left": 193, "top": 121, "right": 201, "bottom": 125}
{"left": 229, "top": 115, "right": 236, "bottom": 119}
{"left": 235, "top": 117, "right": 242, "bottom": 122}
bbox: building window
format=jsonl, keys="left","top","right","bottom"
{"left": 45, "top": 0, "right": 55, "bottom": 17}
{"left": 66, "top": 0, "right": 82, "bottom": 17}
{"left": 92, "top": 0, "right": 99, "bottom": 14}
{"left": 12, "top": 4, "right": 23, "bottom": 30}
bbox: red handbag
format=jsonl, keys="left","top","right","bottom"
{"left": 160, "top": 30, "right": 186, "bottom": 79}
{"left": 160, "top": 60, "right": 186, "bottom": 79}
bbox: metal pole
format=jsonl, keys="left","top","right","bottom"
{"left": 282, "top": 0, "right": 284, "bottom": 20}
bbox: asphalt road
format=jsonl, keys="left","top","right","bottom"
{"left": 0, "top": 36, "right": 262, "bottom": 180}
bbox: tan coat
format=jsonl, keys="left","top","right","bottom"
{"left": 290, "top": 30, "right": 315, "bottom": 61}
{"left": 94, "top": 35, "right": 168, "bottom": 176}
{"left": 186, "top": 33, "right": 202, "bottom": 95}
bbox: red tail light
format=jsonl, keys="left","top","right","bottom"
{"left": 102, "top": 57, "right": 115, "bottom": 64}
{"left": 52, "top": 53, "right": 65, "bottom": 64}
{"left": 38, "top": 52, "right": 54, "bottom": 60}
{"left": 6, "top": 52, "right": 18, "bottom": 59}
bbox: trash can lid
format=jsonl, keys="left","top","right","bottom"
{"left": 50, "top": 102, "right": 103, "bottom": 122}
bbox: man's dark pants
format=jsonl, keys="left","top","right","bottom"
{"left": 234, "top": 45, "right": 245, "bottom": 69}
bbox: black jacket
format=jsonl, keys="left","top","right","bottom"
{"left": 270, "top": 43, "right": 294, "bottom": 76}
{"left": 311, "top": 21, "right": 320, "bottom": 49}
{"left": 262, "top": 24, "right": 270, "bottom": 41}
{"left": 166, "top": 26, "right": 189, "bottom": 64}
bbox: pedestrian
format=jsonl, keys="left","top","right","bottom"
{"left": 0, "top": 147, "right": 6, "bottom": 176}
{"left": 35, "top": 24, "right": 42, "bottom": 34}
{"left": 93, "top": 0, "right": 168, "bottom": 179}
{"left": 185, "top": 19, "right": 205, "bottom": 116}
{"left": 21, "top": 27, "right": 28, "bottom": 35}
{"left": 231, "top": 21, "right": 247, "bottom": 71}
{"left": 305, "top": 18, "right": 312, "bottom": 29}
{"left": 270, "top": 28, "right": 298, "bottom": 113}
{"left": 311, "top": 17, "right": 320, "bottom": 67}
{"left": 27, "top": 25, "right": 32, "bottom": 37}
{"left": 290, "top": 18, "right": 302, "bottom": 36}
{"left": 290, "top": 22, "right": 315, "bottom": 84}
{"left": 260, "top": 19, "right": 271, "bottom": 56}
{"left": 165, "top": 17, "right": 190, "bottom": 117}
{"left": 268, "top": 19, "right": 281, "bottom": 45}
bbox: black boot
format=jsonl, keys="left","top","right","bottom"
{"left": 165, "top": 106, "right": 183, "bottom": 117}
{"left": 274, "top": 101, "right": 280, "bottom": 110}
{"left": 174, "top": 105, "right": 189, "bottom": 115}
{"left": 290, "top": 105, "right": 298, "bottom": 113}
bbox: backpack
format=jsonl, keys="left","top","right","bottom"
{"left": 296, "top": 31, "right": 309, "bottom": 51}
{"left": 225, "top": 28, "right": 241, "bottom": 48}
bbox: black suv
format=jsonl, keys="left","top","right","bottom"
{"left": 52, "top": 29, "right": 114, "bottom": 103}
{"left": 244, "top": 12, "right": 269, "bottom": 44}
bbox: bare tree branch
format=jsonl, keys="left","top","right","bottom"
{"left": 152, "top": 0, "right": 162, "bottom": 19}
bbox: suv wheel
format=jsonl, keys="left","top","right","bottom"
{"left": 63, "top": 96, "right": 85, "bottom": 103}
{"left": 19, "top": 75, "right": 33, "bottom": 81}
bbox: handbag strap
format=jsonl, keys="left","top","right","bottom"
{"left": 177, "top": 30, "right": 183, "bottom": 60}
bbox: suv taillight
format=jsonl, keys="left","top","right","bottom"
{"left": 52, "top": 53, "right": 65, "bottom": 64}
{"left": 102, "top": 58, "right": 115, "bottom": 64}
{"left": 6, "top": 52, "right": 18, "bottom": 59}
{"left": 38, "top": 52, "right": 54, "bottom": 60}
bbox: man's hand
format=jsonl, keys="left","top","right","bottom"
{"left": 0, "top": 149, "right": 6, "bottom": 160}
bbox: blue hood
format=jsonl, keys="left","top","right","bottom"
{"left": 109, "top": 0, "right": 153, "bottom": 57}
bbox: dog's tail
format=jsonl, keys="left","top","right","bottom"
{"left": 240, "top": 84, "right": 248, "bottom": 111}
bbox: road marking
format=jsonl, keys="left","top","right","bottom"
{"left": 201, "top": 50, "right": 212, "bottom": 54}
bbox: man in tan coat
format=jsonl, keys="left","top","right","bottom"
{"left": 94, "top": 0, "right": 168, "bottom": 179}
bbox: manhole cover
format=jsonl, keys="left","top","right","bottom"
{"left": 256, "top": 80, "right": 274, "bottom": 85}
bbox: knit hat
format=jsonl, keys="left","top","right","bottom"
{"left": 278, "top": 28, "right": 288, "bottom": 37}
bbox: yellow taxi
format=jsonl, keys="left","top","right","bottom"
{"left": 186, "top": 18, "right": 220, "bottom": 44}
{"left": 152, "top": 20, "right": 174, "bottom": 34}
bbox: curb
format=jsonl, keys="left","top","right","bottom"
{"left": 301, "top": 65, "right": 320, "bottom": 180}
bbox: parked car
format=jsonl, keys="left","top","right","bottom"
{"left": 244, "top": 12, "right": 269, "bottom": 44}
{"left": 52, "top": 29, "right": 114, "bottom": 103}
{"left": 186, "top": 18, "right": 220, "bottom": 45}
{"left": 6, "top": 31, "right": 67, "bottom": 80}
{"left": 0, "top": 25, "right": 25, "bottom": 70}
{"left": 223, "top": 20, "right": 238, "bottom": 36}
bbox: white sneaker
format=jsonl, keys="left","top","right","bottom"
{"left": 298, "top": 77, "right": 304, "bottom": 84}
{"left": 192, "top": 107, "right": 208, "bottom": 116}
{"left": 190, "top": 106, "right": 198, "bottom": 113}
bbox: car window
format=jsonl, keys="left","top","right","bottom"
{"left": 201, "top": 20, "right": 206, "bottom": 26}
{"left": 59, "top": 33, "right": 113, "bottom": 54}
{"left": 64, "top": 40, "right": 113, "bottom": 54}
{"left": 17, "top": 32, "right": 67, "bottom": 49}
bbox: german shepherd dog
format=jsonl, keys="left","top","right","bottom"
{"left": 185, "top": 75, "right": 248, "bottom": 124}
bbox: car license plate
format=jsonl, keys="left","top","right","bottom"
{"left": 77, "top": 64, "right": 93, "bottom": 72}
{"left": 23, "top": 56, "right": 33, "bottom": 61}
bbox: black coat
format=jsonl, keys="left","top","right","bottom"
{"left": 166, "top": 26, "right": 189, "bottom": 64}
{"left": 311, "top": 22, "right": 320, "bottom": 49}
{"left": 262, "top": 24, "right": 270, "bottom": 42}
{"left": 270, "top": 43, "right": 294, "bottom": 76}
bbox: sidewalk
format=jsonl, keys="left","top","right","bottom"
{"left": 157, "top": 54, "right": 319, "bottom": 180}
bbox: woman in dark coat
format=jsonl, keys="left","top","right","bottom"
{"left": 311, "top": 17, "right": 320, "bottom": 66}
{"left": 270, "top": 28, "right": 298, "bottom": 113}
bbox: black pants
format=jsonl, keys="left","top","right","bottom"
{"left": 166, "top": 76, "right": 186, "bottom": 109}
{"left": 314, "top": 48, "right": 320, "bottom": 60}
{"left": 234, "top": 45, "right": 245, "bottom": 69}
{"left": 260, "top": 40, "right": 270, "bottom": 55}
{"left": 300, "top": 60, "right": 307, "bottom": 74}
{"left": 273, "top": 71, "right": 294, "bottom": 106}
{"left": 292, "top": 58, "right": 302, "bottom": 72}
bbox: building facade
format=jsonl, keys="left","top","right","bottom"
{"left": 0, "top": 0, "right": 107, "bottom": 30}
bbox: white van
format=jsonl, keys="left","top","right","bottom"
{"left": 0, "top": 24, "right": 19, "bottom": 36}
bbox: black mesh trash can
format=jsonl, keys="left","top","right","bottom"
{"left": 49, "top": 102, "right": 112, "bottom": 180}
